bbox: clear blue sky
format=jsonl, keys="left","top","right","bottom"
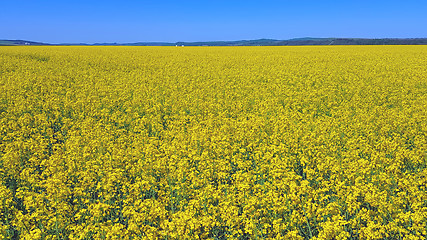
{"left": 1, "top": 0, "right": 426, "bottom": 43}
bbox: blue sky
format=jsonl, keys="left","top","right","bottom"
{"left": 1, "top": 0, "right": 426, "bottom": 43}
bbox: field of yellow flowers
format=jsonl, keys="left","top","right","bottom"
{"left": 0, "top": 46, "right": 426, "bottom": 239}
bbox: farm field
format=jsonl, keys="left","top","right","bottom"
{"left": 0, "top": 46, "right": 426, "bottom": 239}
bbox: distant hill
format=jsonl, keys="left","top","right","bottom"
{"left": 279, "top": 38, "right": 427, "bottom": 46}
{"left": 1, "top": 38, "right": 427, "bottom": 46}
{"left": 123, "top": 42, "right": 176, "bottom": 46}
{"left": 0, "top": 40, "right": 50, "bottom": 46}
{"left": 175, "top": 39, "right": 283, "bottom": 46}
{"left": 176, "top": 38, "right": 427, "bottom": 46}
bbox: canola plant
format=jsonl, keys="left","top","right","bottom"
{"left": 0, "top": 46, "right": 426, "bottom": 239}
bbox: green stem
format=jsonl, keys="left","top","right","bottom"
{"left": 302, "top": 206, "right": 313, "bottom": 239}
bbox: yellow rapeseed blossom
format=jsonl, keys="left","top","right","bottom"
{"left": 0, "top": 46, "right": 426, "bottom": 239}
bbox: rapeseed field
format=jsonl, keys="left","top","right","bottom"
{"left": 0, "top": 46, "right": 426, "bottom": 239}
